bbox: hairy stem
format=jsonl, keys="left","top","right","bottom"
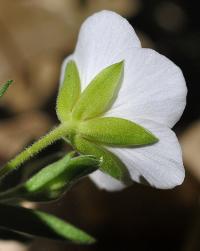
{"left": 0, "top": 124, "right": 69, "bottom": 177}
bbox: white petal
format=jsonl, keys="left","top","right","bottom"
{"left": 89, "top": 170, "right": 125, "bottom": 191}
{"left": 106, "top": 119, "right": 185, "bottom": 189}
{"left": 73, "top": 10, "right": 141, "bottom": 89}
{"left": 60, "top": 11, "right": 140, "bottom": 87}
{"left": 105, "top": 48, "right": 187, "bottom": 128}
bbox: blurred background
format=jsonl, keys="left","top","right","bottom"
{"left": 0, "top": 0, "right": 199, "bottom": 250}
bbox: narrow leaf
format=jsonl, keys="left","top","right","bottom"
{"left": 79, "top": 117, "right": 158, "bottom": 146}
{"left": 0, "top": 203, "right": 95, "bottom": 244}
{"left": 0, "top": 153, "right": 99, "bottom": 202}
{"left": 72, "top": 61, "right": 124, "bottom": 120}
{"left": 0, "top": 80, "right": 13, "bottom": 98}
{"left": 73, "top": 135, "right": 127, "bottom": 181}
{"left": 56, "top": 60, "right": 81, "bottom": 122}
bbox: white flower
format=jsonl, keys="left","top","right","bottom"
{"left": 60, "top": 10, "right": 187, "bottom": 191}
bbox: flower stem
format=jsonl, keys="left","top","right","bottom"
{"left": 0, "top": 124, "right": 69, "bottom": 177}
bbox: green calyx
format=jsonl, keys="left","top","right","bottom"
{"left": 56, "top": 60, "right": 158, "bottom": 181}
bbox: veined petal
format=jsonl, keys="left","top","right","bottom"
{"left": 106, "top": 119, "right": 185, "bottom": 189}
{"left": 61, "top": 10, "right": 141, "bottom": 89}
{"left": 105, "top": 48, "right": 187, "bottom": 128}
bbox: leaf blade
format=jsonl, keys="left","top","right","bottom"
{"left": 72, "top": 61, "right": 124, "bottom": 120}
{"left": 56, "top": 60, "right": 81, "bottom": 122}
{"left": 79, "top": 117, "right": 158, "bottom": 146}
{"left": 23, "top": 154, "right": 99, "bottom": 201}
{"left": 0, "top": 203, "right": 95, "bottom": 244}
{"left": 0, "top": 153, "right": 99, "bottom": 202}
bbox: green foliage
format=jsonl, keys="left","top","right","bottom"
{"left": 0, "top": 80, "right": 13, "bottom": 98}
{"left": 0, "top": 153, "right": 99, "bottom": 202}
{"left": 0, "top": 154, "right": 98, "bottom": 243}
{"left": 56, "top": 60, "right": 81, "bottom": 122}
{"left": 72, "top": 61, "right": 124, "bottom": 120}
{"left": 79, "top": 117, "right": 158, "bottom": 146}
{"left": 0, "top": 203, "right": 95, "bottom": 244}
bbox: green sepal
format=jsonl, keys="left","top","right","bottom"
{"left": 79, "top": 117, "right": 158, "bottom": 146}
{"left": 0, "top": 203, "right": 95, "bottom": 244}
{"left": 72, "top": 61, "right": 124, "bottom": 120}
{"left": 0, "top": 80, "right": 13, "bottom": 98}
{"left": 72, "top": 135, "right": 127, "bottom": 181}
{"left": 56, "top": 60, "right": 81, "bottom": 122}
{"left": 0, "top": 153, "right": 99, "bottom": 202}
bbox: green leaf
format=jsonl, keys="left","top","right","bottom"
{"left": 0, "top": 80, "right": 13, "bottom": 98}
{"left": 56, "top": 61, "right": 81, "bottom": 122}
{"left": 73, "top": 135, "right": 127, "bottom": 181}
{"left": 0, "top": 203, "right": 95, "bottom": 244}
{"left": 0, "top": 153, "right": 99, "bottom": 202}
{"left": 79, "top": 117, "right": 158, "bottom": 146}
{"left": 0, "top": 152, "right": 65, "bottom": 193}
{"left": 72, "top": 61, "right": 124, "bottom": 120}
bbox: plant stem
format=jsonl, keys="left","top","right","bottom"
{"left": 0, "top": 124, "right": 69, "bottom": 177}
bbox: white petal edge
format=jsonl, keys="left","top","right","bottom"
{"left": 61, "top": 10, "right": 141, "bottom": 89}
{"left": 89, "top": 170, "right": 125, "bottom": 191}
{"left": 106, "top": 119, "right": 185, "bottom": 189}
{"left": 105, "top": 48, "right": 187, "bottom": 128}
